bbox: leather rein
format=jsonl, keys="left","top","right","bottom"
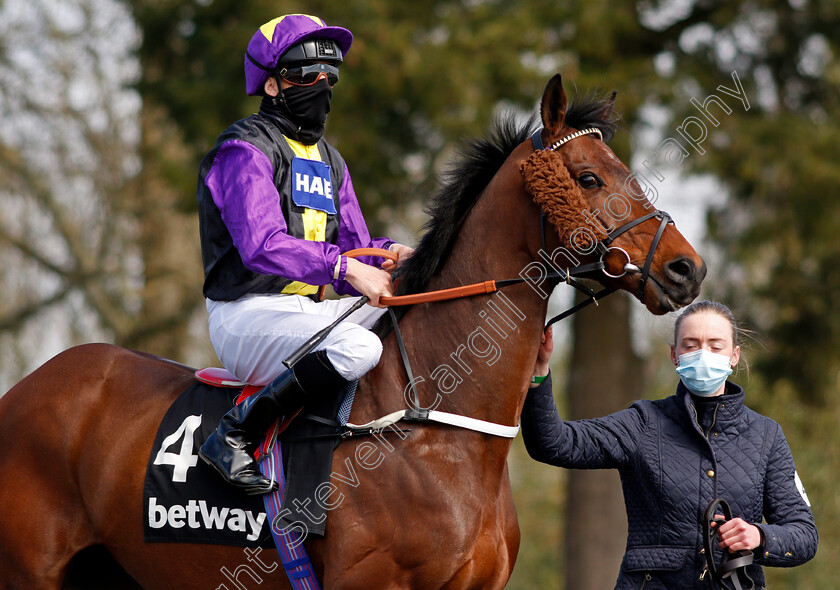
{"left": 702, "top": 498, "right": 756, "bottom": 590}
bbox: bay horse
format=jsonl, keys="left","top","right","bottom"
{"left": 0, "top": 74, "right": 705, "bottom": 589}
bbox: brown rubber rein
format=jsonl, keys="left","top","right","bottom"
{"left": 296, "top": 247, "right": 464, "bottom": 370}
{"left": 335, "top": 248, "right": 499, "bottom": 306}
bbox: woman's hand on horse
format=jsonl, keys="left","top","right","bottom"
{"left": 713, "top": 516, "right": 762, "bottom": 553}
{"left": 381, "top": 243, "right": 415, "bottom": 273}
{"left": 531, "top": 325, "right": 553, "bottom": 387}
{"left": 345, "top": 257, "right": 394, "bottom": 307}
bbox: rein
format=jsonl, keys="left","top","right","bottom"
{"left": 354, "top": 129, "right": 672, "bottom": 326}
{"left": 702, "top": 499, "right": 756, "bottom": 590}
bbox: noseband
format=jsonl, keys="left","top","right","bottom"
{"left": 530, "top": 128, "right": 672, "bottom": 326}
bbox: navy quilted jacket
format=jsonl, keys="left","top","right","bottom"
{"left": 521, "top": 376, "right": 818, "bottom": 589}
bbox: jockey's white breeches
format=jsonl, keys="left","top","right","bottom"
{"left": 206, "top": 294, "right": 387, "bottom": 385}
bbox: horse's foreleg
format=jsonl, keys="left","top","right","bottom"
{"left": 442, "top": 491, "right": 520, "bottom": 590}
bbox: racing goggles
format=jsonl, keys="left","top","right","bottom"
{"left": 277, "top": 63, "right": 339, "bottom": 87}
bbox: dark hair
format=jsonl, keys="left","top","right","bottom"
{"left": 673, "top": 300, "right": 738, "bottom": 346}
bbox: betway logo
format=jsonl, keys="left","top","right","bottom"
{"left": 148, "top": 497, "right": 266, "bottom": 541}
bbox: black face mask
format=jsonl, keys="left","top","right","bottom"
{"left": 260, "top": 77, "right": 334, "bottom": 144}
{"left": 283, "top": 80, "right": 332, "bottom": 123}
{"left": 277, "top": 80, "right": 332, "bottom": 142}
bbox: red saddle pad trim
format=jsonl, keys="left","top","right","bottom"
{"left": 195, "top": 367, "right": 248, "bottom": 388}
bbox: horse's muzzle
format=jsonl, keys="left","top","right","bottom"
{"left": 662, "top": 255, "right": 707, "bottom": 307}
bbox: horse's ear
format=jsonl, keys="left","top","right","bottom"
{"left": 540, "top": 74, "right": 567, "bottom": 136}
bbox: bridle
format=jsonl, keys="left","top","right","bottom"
{"left": 530, "top": 127, "right": 673, "bottom": 327}
{"left": 322, "top": 127, "right": 674, "bottom": 322}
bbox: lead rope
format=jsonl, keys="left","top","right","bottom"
{"left": 702, "top": 499, "right": 756, "bottom": 590}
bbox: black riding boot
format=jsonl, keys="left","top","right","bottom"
{"left": 198, "top": 350, "right": 346, "bottom": 495}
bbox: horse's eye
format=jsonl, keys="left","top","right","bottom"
{"left": 577, "top": 172, "right": 603, "bottom": 189}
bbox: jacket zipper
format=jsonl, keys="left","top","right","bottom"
{"left": 640, "top": 572, "right": 652, "bottom": 588}
{"left": 704, "top": 403, "right": 719, "bottom": 438}
{"left": 689, "top": 399, "right": 720, "bottom": 438}
{"left": 695, "top": 400, "right": 719, "bottom": 580}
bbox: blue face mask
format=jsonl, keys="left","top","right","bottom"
{"left": 675, "top": 349, "right": 733, "bottom": 397}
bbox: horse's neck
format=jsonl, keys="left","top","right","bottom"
{"left": 361, "top": 147, "right": 549, "bottom": 432}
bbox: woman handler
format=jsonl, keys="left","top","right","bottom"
{"left": 522, "top": 301, "right": 817, "bottom": 588}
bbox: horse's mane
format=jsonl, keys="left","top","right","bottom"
{"left": 372, "top": 92, "right": 619, "bottom": 337}
{"left": 394, "top": 114, "right": 536, "bottom": 299}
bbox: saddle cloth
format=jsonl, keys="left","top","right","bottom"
{"left": 143, "top": 374, "right": 357, "bottom": 545}
{"left": 142, "top": 382, "right": 273, "bottom": 547}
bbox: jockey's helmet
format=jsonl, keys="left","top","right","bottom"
{"left": 244, "top": 14, "right": 353, "bottom": 96}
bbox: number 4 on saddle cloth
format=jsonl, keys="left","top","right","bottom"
{"left": 142, "top": 366, "right": 358, "bottom": 550}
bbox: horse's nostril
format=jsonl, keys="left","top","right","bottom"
{"left": 666, "top": 258, "right": 695, "bottom": 281}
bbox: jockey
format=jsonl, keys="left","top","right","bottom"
{"left": 196, "top": 14, "right": 414, "bottom": 494}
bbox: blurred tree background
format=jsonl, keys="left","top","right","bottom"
{"left": 0, "top": 0, "right": 837, "bottom": 587}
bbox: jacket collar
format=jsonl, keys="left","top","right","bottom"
{"left": 679, "top": 380, "right": 746, "bottom": 430}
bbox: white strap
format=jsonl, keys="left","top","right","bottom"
{"left": 427, "top": 410, "right": 520, "bottom": 438}
{"left": 346, "top": 409, "right": 519, "bottom": 439}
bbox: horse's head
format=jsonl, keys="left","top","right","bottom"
{"left": 522, "top": 74, "right": 705, "bottom": 314}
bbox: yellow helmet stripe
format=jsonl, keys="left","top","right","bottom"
{"left": 259, "top": 15, "right": 324, "bottom": 43}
